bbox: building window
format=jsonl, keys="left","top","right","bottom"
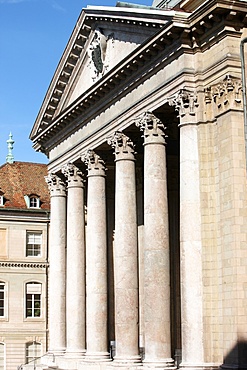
{"left": 24, "top": 195, "right": 40, "bottom": 209}
{"left": 26, "top": 342, "right": 41, "bottom": 365}
{"left": 26, "top": 232, "right": 42, "bottom": 257}
{"left": 0, "top": 283, "right": 5, "bottom": 317}
{"left": 0, "top": 343, "right": 5, "bottom": 370}
{"left": 30, "top": 196, "right": 40, "bottom": 208}
{"left": 26, "top": 283, "right": 41, "bottom": 318}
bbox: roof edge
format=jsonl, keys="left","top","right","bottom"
{"left": 30, "top": 5, "right": 189, "bottom": 140}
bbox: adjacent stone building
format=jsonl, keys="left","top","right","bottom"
{"left": 30, "top": 0, "right": 247, "bottom": 369}
{"left": 0, "top": 159, "right": 50, "bottom": 370}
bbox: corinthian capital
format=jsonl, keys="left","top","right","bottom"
{"left": 82, "top": 149, "right": 106, "bottom": 177}
{"left": 107, "top": 131, "right": 135, "bottom": 161}
{"left": 209, "top": 74, "right": 242, "bottom": 107}
{"left": 45, "top": 173, "right": 66, "bottom": 196}
{"left": 168, "top": 89, "right": 199, "bottom": 117}
{"left": 62, "top": 163, "right": 84, "bottom": 187}
{"left": 135, "top": 111, "right": 166, "bottom": 144}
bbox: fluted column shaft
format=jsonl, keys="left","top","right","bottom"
{"left": 136, "top": 112, "right": 174, "bottom": 368}
{"left": 83, "top": 150, "right": 110, "bottom": 361}
{"left": 62, "top": 163, "right": 86, "bottom": 356}
{"left": 45, "top": 174, "right": 66, "bottom": 355}
{"left": 108, "top": 132, "right": 141, "bottom": 363}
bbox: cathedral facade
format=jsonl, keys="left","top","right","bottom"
{"left": 30, "top": 0, "right": 247, "bottom": 369}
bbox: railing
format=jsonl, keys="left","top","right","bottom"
{"left": 17, "top": 352, "right": 55, "bottom": 370}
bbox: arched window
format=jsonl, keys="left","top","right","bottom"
{"left": 26, "top": 283, "right": 41, "bottom": 318}
{"left": 0, "top": 282, "right": 5, "bottom": 317}
{"left": 26, "top": 342, "right": 41, "bottom": 365}
{"left": 0, "top": 343, "right": 5, "bottom": 370}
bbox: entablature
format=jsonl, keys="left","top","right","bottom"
{"left": 31, "top": 0, "right": 247, "bottom": 156}
{"left": 188, "top": 0, "right": 247, "bottom": 49}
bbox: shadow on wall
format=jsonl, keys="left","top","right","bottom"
{"left": 221, "top": 340, "right": 247, "bottom": 370}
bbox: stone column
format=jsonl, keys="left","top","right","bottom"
{"left": 45, "top": 173, "right": 67, "bottom": 355}
{"left": 82, "top": 150, "right": 110, "bottom": 361}
{"left": 169, "top": 90, "right": 204, "bottom": 369}
{"left": 136, "top": 112, "right": 174, "bottom": 368}
{"left": 179, "top": 121, "right": 204, "bottom": 368}
{"left": 108, "top": 132, "right": 141, "bottom": 364}
{"left": 62, "top": 163, "right": 86, "bottom": 357}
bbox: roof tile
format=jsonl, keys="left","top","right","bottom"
{"left": 0, "top": 162, "right": 50, "bottom": 210}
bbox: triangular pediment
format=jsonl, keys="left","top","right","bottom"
{"left": 65, "top": 22, "right": 161, "bottom": 109}
{"left": 30, "top": 5, "right": 178, "bottom": 141}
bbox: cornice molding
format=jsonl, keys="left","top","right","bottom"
{"left": 180, "top": 0, "right": 205, "bottom": 12}
{"left": 31, "top": 0, "right": 247, "bottom": 153}
{"left": 187, "top": 0, "right": 247, "bottom": 50}
{"left": 0, "top": 262, "right": 48, "bottom": 269}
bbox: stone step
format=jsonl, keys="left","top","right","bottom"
{"left": 21, "top": 365, "right": 59, "bottom": 370}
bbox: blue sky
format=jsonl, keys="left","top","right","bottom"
{"left": 0, "top": 0, "right": 152, "bottom": 165}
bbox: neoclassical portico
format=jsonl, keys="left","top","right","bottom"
{"left": 44, "top": 105, "right": 204, "bottom": 370}
{"left": 43, "top": 72, "right": 247, "bottom": 370}
{"left": 31, "top": 1, "right": 247, "bottom": 370}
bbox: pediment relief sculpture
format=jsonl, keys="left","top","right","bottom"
{"left": 89, "top": 28, "right": 114, "bottom": 81}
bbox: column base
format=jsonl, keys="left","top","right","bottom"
{"left": 83, "top": 352, "right": 112, "bottom": 362}
{"left": 179, "top": 362, "right": 220, "bottom": 370}
{"left": 47, "top": 348, "right": 66, "bottom": 357}
{"left": 65, "top": 349, "right": 86, "bottom": 358}
{"left": 142, "top": 358, "right": 176, "bottom": 369}
{"left": 113, "top": 355, "right": 142, "bottom": 365}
